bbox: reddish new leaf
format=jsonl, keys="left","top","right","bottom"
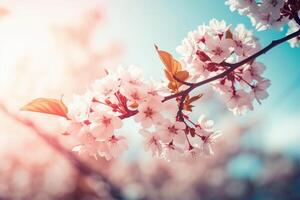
{"left": 155, "top": 45, "right": 181, "bottom": 74}
{"left": 175, "top": 70, "right": 189, "bottom": 82}
{"left": 188, "top": 94, "right": 203, "bottom": 104}
{"left": 21, "top": 98, "right": 69, "bottom": 119}
{"left": 225, "top": 28, "right": 233, "bottom": 39}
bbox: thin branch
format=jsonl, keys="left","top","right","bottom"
{"left": 119, "top": 109, "right": 138, "bottom": 119}
{"left": 163, "top": 27, "right": 300, "bottom": 103}
{"left": 173, "top": 75, "right": 194, "bottom": 86}
{"left": 294, "top": 14, "right": 300, "bottom": 26}
{"left": 162, "top": 24, "right": 300, "bottom": 125}
{"left": 0, "top": 103, "right": 127, "bottom": 200}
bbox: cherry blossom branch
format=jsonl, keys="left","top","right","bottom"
{"left": 173, "top": 75, "right": 194, "bottom": 86}
{"left": 117, "top": 24, "right": 300, "bottom": 125}
{"left": 163, "top": 27, "right": 300, "bottom": 103}
{"left": 0, "top": 103, "right": 127, "bottom": 200}
{"left": 162, "top": 22, "right": 300, "bottom": 123}
{"left": 163, "top": 29, "right": 300, "bottom": 99}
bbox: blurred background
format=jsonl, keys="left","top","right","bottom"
{"left": 0, "top": 0, "right": 300, "bottom": 199}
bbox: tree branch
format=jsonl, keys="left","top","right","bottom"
{"left": 294, "top": 14, "right": 300, "bottom": 26}
{"left": 162, "top": 25, "right": 300, "bottom": 123}
{"left": 0, "top": 103, "right": 126, "bottom": 200}
{"left": 163, "top": 28, "right": 300, "bottom": 103}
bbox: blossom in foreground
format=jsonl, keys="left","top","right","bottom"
{"left": 22, "top": 17, "right": 277, "bottom": 161}
{"left": 62, "top": 62, "right": 224, "bottom": 160}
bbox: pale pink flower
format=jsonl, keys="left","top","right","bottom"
{"left": 251, "top": 79, "right": 271, "bottom": 104}
{"left": 145, "top": 80, "right": 166, "bottom": 98}
{"left": 90, "top": 112, "right": 122, "bottom": 140}
{"left": 163, "top": 143, "right": 184, "bottom": 161}
{"left": 98, "top": 135, "right": 128, "bottom": 160}
{"left": 184, "top": 144, "right": 203, "bottom": 159}
{"left": 212, "top": 80, "right": 232, "bottom": 95}
{"left": 206, "top": 36, "right": 233, "bottom": 63}
{"left": 260, "top": 0, "right": 284, "bottom": 20}
{"left": 225, "top": 0, "right": 258, "bottom": 15}
{"left": 197, "top": 115, "right": 215, "bottom": 131}
{"left": 134, "top": 98, "right": 164, "bottom": 128}
{"left": 233, "top": 24, "right": 259, "bottom": 57}
{"left": 226, "top": 0, "right": 287, "bottom": 31}
{"left": 208, "top": 19, "right": 229, "bottom": 35}
{"left": 242, "top": 61, "right": 266, "bottom": 82}
{"left": 176, "top": 26, "right": 207, "bottom": 63}
{"left": 118, "top": 65, "right": 144, "bottom": 87}
{"left": 91, "top": 74, "right": 120, "bottom": 99}
{"left": 121, "top": 85, "right": 147, "bottom": 103}
{"left": 200, "top": 130, "right": 222, "bottom": 155}
{"left": 225, "top": 90, "right": 254, "bottom": 115}
{"left": 67, "top": 93, "right": 92, "bottom": 122}
{"left": 66, "top": 121, "right": 89, "bottom": 137}
{"left": 72, "top": 133, "right": 99, "bottom": 159}
{"left": 157, "top": 120, "right": 186, "bottom": 144}
{"left": 176, "top": 36, "right": 197, "bottom": 63}
{"left": 140, "top": 130, "right": 163, "bottom": 157}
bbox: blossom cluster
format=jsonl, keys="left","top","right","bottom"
{"left": 225, "top": 0, "right": 300, "bottom": 31}
{"left": 23, "top": 14, "right": 283, "bottom": 161}
{"left": 66, "top": 65, "right": 221, "bottom": 161}
{"left": 177, "top": 19, "right": 270, "bottom": 115}
{"left": 63, "top": 19, "right": 272, "bottom": 160}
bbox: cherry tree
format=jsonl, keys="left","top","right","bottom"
{"left": 22, "top": 0, "right": 300, "bottom": 162}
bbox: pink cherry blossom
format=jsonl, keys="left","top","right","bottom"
{"left": 197, "top": 115, "right": 215, "bottom": 131}
{"left": 67, "top": 93, "right": 92, "bottom": 122}
{"left": 184, "top": 144, "right": 203, "bottom": 159}
{"left": 233, "top": 24, "right": 259, "bottom": 57}
{"left": 163, "top": 143, "right": 183, "bottom": 161}
{"left": 225, "top": 0, "right": 291, "bottom": 31}
{"left": 225, "top": 90, "right": 254, "bottom": 115}
{"left": 90, "top": 112, "right": 122, "bottom": 140}
{"left": 72, "top": 133, "right": 100, "bottom": 159}
{"left": 242, "top": 62, "right": 266, "bottom": 82}
{"left": 251, "top": 79, "right": 271, "bottom": 104}
{"left": 157, "top": 120, "right": 186, "bottom": 144}
{"left": 140, "top": 130, "right": 163, "bottom": 157}
{"left": 118, "top": 65, "right": 144, "bottom": 87}
{"left": 205, "top": 36, "right": 233, "bottom": 63}
{"left": 208, "top": 19, "right": 229, "bottom": 35}
{"left": 225, "top": 0, "right": 257, "bottom": 15}
{"left": 121, "top": 85, "right": 147, "bottom": 103}
{"left": 98, "top": 135, "right": 128, "bottom": 160}
{"left": 200, "top": 130, "right": 222, "bottom": 155}
{"left": 91, "top": 74, "right": 120, "bottom": 99}
{"left": 134, "top": 97, "right": 164, "bottom": 128}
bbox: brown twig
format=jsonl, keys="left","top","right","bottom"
{"left": 162, "top": 22, "right": 300, "bottom": 122}
{"left": 163, "top": 27, "right": 300, "bottom": 103}
{"left": 294, "top": 14, "right": 300, "bottom": 25}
